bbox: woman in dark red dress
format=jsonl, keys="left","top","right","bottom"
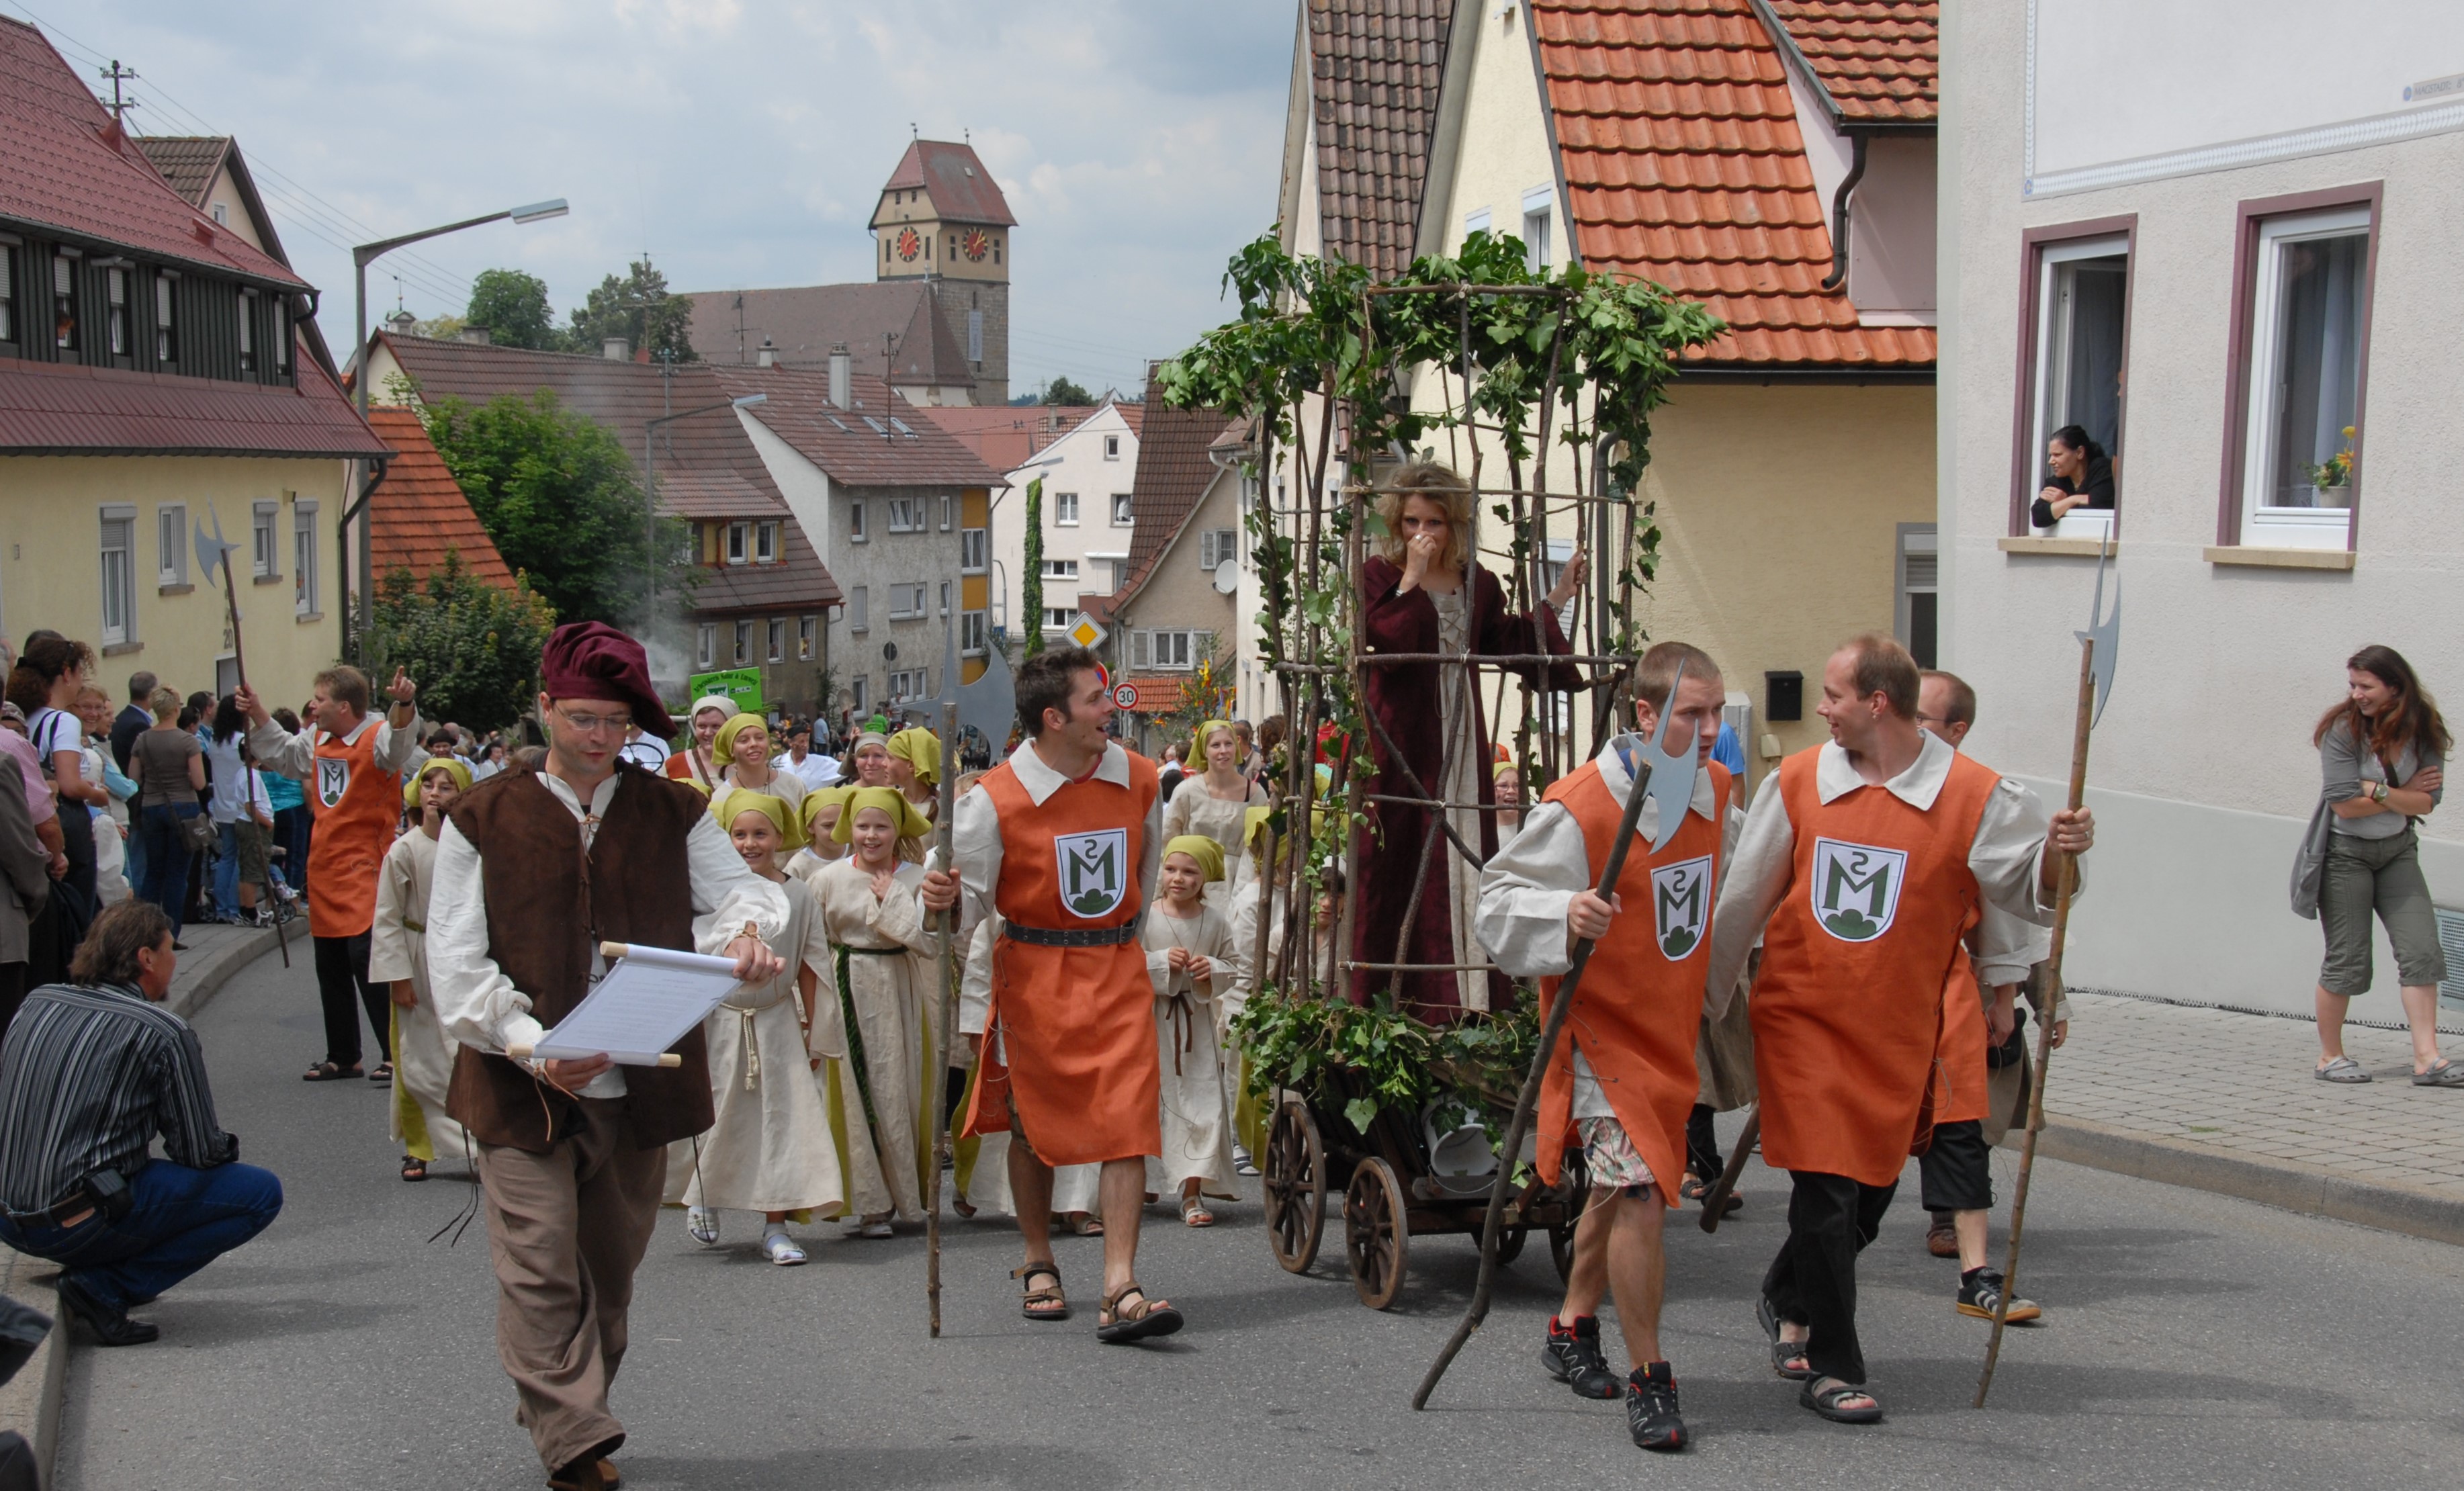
{"left": 1353, "top": 463, "right": 1583, "bottom": 1020}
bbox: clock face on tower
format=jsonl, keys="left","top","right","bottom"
{"left": 894, "top": 226, "right": 922, "bottom": 263}
{"left": 961, "top": 228, "right": 992, "bottom": 262}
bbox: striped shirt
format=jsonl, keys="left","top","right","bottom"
{"left": 0, "top": 982, "right": 236, "bottom": 1214}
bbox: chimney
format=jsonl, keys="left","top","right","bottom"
{"left": 828, "top": 343, "right": 851, "bottom": 410}
{"left": 602, "top": 336, "right": 631, "bottom": 361}
{"left": 458, "top": 325, "right": 492, "bottom": 345}
{"left": 757, "top": 336, "right": 777, "bottom": 369}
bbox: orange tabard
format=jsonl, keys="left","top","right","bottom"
{"left": 305, "top": 722, "right": 406, "bottom": 939}
{"left": 1534, "top": 758, "right": 1731, "bottom": 1205}
{"left": 1931, "top": 946, "right": 1992, "bottom": 1126}
{"left": 1748, "top": 746, "right": 1998, "bottom": 1185}
{"left": 959, "top": 752, "right": 1163, "bottom": 1167}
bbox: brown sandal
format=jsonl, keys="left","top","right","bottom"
{"left": 1096, "top": 1281, "right": 1183, "bottom": 1343}
{"left": 1012, "top": 1260, "right": 1068, "bottom": 1321}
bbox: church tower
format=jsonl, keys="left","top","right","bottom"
{"left": 871, "top": 139, "right": 1014, "bottom": 403}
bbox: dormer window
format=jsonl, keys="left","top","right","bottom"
{"left": 52, "top": 253, "right": 75, "bottom": 350}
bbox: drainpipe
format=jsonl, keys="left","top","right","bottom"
{"left": 1821, "top": 132, "right": 1868, "bottom": 293}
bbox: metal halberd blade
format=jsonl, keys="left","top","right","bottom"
{"left": 2078, "top": 533, "right": 2120, "bottom": 728}
{"left": 194, "top": 505, "right": 240, "bottom": 603}
{"left": 1628, "top": 658, "right": 1700, "bottom": 851}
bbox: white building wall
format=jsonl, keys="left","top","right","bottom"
{"left": 990, "top": 404, "right": 1139, "bottom": 646}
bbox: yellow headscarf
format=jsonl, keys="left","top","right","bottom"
{"left": 402, "top": 754, "right": 473, "bottom": 808}
{"left": 714, "top": 712, "right": 768, "bottom": 765}
{"left": 834, "top": 786, "right": 932, "bottom": 844}
{"left": 1163, "top": 833, "right": 1226, "bottom": 883}
{"left": 1191, "top": 718, "right": 1237, "bottom": 762}
{"left": 1493, "top": 758, "right": 1521, "bottom": 780}
{"left": 713, "top": 788, "right": 803, "bottom": 854}
{"left": 886, "top": 727, "right": 940, "bottom": 787}
{"left": 799, "top": 784, "right": 856, "bottom": 839}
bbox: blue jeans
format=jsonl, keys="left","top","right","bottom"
{"left": 0, "top": 1160, "right": 282, "bottom": 1312}
{"left": 124, "top": 813, "right": 146, "bottom": 902}
{"left": 138, "top": 804, "right": 198, "bottom": 940}
{"left": 210, "top": 820, "right": 240, "bottom": 919}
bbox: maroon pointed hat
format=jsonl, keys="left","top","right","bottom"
{"left": 539, "top": 621, "right": 672, "bottom": 737}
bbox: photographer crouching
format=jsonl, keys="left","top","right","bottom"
{"left": 0, "top": 900, "right": 280, "bottom": 1345}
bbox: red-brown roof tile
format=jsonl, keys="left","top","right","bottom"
{"left": 1532, "top": 0, "right": 1935, "bottom": 367}
{"left": 0, "top": 19, "right": 304, "bottom": 287}
{"left": 1306, "top": 0, "right": 1454, "bottom": 275}
{"left": 877, "top": 140, "right": 1016, "bottom": 227}
{"left": 361, "top": 406, "right": 519, "bottom": 592}
{"left": 1112, "top": 372, "right": 1236, "bottom": 608}
{"left": 0, "top": 355, "right": 388, "bottom": 457}
{"left": 914, "top": 403, "right": 1141, "bottom": 474}
{"left": 707, "top": 365, "right": 1005, "bottom": 490}
{"left": 1761, "top": 1, "right": 1937, "bottom": 124}
{"left": 680, "top": 281, "right": 975, "bottom": 390}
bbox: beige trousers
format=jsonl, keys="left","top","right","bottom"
{"left": 474, "top": 1098, "right": 666, "bottom": 1474}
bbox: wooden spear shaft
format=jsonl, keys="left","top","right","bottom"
{"left": 925, "top": 701, "right": 961, "bottom": 1338}
{"left": 1974, "top": 635, "right": 2095, "bottom": 1408}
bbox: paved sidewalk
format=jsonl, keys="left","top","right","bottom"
{"left": 2039, "top": 990, "right": 2464, "bottom": 1244}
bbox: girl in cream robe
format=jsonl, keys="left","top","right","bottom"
{"left": 1144, "top": 835, "right": 1243, "bottom": 1220}
{"left": 371, "top": 760, "right": 472, "bottom": 1181}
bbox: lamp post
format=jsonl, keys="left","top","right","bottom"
{"left": 343, "top": 197, "right": 568, "bottom": 652}
{"left": 646, "top": 392, "right": 768, "bottom": 654}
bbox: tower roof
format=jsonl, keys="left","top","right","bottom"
{"left": 874, "top": 139, "right": 1016, "bottom": 228}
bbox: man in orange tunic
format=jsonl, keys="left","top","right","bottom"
{"left": 1704, "top": 635, "right": 2093, "bottom": 1425}
{"left": 921, "top": 647, "right": 1182, "bottom": 1342}
{"left": 1477, "top": 641, "right": 1736, "bottom": 1453}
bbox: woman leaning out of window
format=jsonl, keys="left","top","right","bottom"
{"left": 2304, "top": 645, "right": 2457, "bottom": 1086}
{"left": 2031, "top": 424, "right": 2115, "bottom": 529}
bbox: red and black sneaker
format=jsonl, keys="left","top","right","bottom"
{"left": 1541, "top": 1314, "right": 1622, "bottom": 1400}
{"left": 1626, "top": 1361, "right": 1686, "bottom": 1452}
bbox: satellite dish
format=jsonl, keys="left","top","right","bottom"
{"left": 1212, "top": 559, "right": 1239, "bottom": 595}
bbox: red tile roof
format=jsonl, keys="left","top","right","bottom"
{"left": 680, "top": 281, "right": 975, "bottom": 389}
{"left": 0, "top": 19, "right": 304, "bottom": 288}
{"left": 879, "top": 140, "right": 1016, "bottom": 227}
{"left": 707, "top": 365, "right": 1006, "bottom": 490}
{"left": 1305, "top": 0, "right": 1456, "bottom": 275}
{"left": 0, "top": 356, "right": 388, "bottom": 457}
{"left": 376, "top": 334, "right": 842, "bottom": 613}
{"left": 1532, "top": 0, "right": 1935, "bottom": 367}
{"left": 131, "top": 136, "right": 226, "bottom": 206}
{"left": 1112, "top": 373, "right": 1237, "bottom": 608}
{"left": 914, "top": 403, "right": 1142, "bottom": 474}
{"left": 361, "top": 406, "right": 519, "bottom": 592}
{"left": 1761, "top": 1, "right": 1937, "bottom": 124}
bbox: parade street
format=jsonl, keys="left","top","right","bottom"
{"left": 54, "top": 952, "right": 2464, "bottom": 1491}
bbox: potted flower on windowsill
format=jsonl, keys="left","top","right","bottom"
{"left": 2307, "top": 425, "right": 2357, "bottom": 502}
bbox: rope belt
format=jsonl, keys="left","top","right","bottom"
{"left": 723, "top": 985, "right": 794, "bottom": 1091}
{"left": 400, "top": 918, "right": 425, "bottom": 934}
{"left": 1003, "top": 916, "right": 1141, "bottom": 948}
{"left": 1167, "top": 990, "right": 1198, "bottom": 1077}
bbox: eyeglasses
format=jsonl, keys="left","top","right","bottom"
{"left": 551, "top": 707, "right": 631, "bottom": 735}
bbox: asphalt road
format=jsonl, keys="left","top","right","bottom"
{"left": 56, "top": 950, "right": 2464, "bottom": 1490}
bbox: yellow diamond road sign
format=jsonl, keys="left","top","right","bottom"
{"left": 1064, "top": 613, "right": 1106, "bottom": 650}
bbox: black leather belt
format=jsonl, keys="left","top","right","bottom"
{"left": 1003, "top": 917, "right": 1142, "bottom": 948}
{"left": 7, "top": 1187, "right": 97, "bottom": 1228}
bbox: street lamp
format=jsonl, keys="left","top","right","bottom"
{"left": 646, "top": 392, "right": 769, "bottom": 623}
{"left": 343, "top": 197, "right": 569, "bottom": 647}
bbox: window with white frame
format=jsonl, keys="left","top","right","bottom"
{"left": 849, "top": 586, "right": 869, "bottom": 631}
{"left": 725, "top": 522, "right": 749, "bottom": 564}
{"left": 152, "top": 275, "right": 174, "bottom": 363}
{"left": 1522, "top": 186, "right": 1553, "bottom": 272}
{"left": 697, "top": 623, "right": 717, "bottom": 668}
{"left": 1054, "top": 492, "right": 1080, "bottom": 526}
{"left": 1133, "top": 629, "right": 1197, "bottom": 671}
{"left": 252, "top": 501, "right": 278, "bottom": 578}
{"left": 2027, "top": 235, "right": 2128, "bottom": 536}
{"left": 1041, "top": 558, "right": 1078, "bottom": 581}
{"left": 1464, "top": 208, "right": 1491, "bottom": 240}
{"left": 888, "top": 668, "right": 930, "bottom": 701}
{"left": 52, "top": 253, "right": 75, "bottom": 351}
{"left": 99, "top": 509, "right": 134, "bottom": 646}
{"left": 798, "top": 615, "right": 816, "bottom": 660}
{"left": 939, "top": 494, "right": 953, "bottom": 531}
{"left": 1895, "top": 525, "right": 1938, "bottom": 670}
{"left": 850, "top": 675, "right": 868, "bottom": 713}
{"left": 2239, "top": 206, "right": 2371, "bottom": 549}
{"left": 939, "top": 581, "right": 952, "bottom": 617}
{"left": 887, "top": 496, "right": 923, "bottom": 533}
{"left": 105, "top": 267, "right": 128, "bottom": 357}
{"left": 961, "top": 527, "right": 987, "bottom": 572}
{"left": 275, "top": 302, "right": 289, "bottom": 373}
{"left": 961, "top": 609, "right": 987, "bottom": 656}
{"left": 157, "top": 503, "right": 187, "bottom": 588}
{"left": 889, "top": 582, "right": 928, "bottom": 619}
{"left": 1104, "top": 435, "right": 1120, "bottom": 460}
{"left": 1198, "top": 529, "right": 1239, "bottom": 570}
{"left": 754, "top": 521, "right": 779, "bottom": 563}
{"left": 849, "top": 500, "right": 867, "bottom": 543}
{"left": 237, "top": 289, "right": 256, "bottom": 372}
{"left": 293, "top": 502, "right": 318, "bottom": 616}
{"left": 1111, "top": 493, "right": 1133, "bottom": 527}
{"left": 734, "top": 620, "right": 754, "bottom": 664}
{"left": 1043, "top": 606, "right": 1073, "bottom": 632}
{"left": 767, "top": 618, "right": 786, "bottom": 662}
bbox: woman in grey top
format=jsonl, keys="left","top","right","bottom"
{"left": 2312, "top": 645, "right": 2455, "bottom": 1085}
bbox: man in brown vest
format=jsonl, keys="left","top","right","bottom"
{"left": 427, "top": 623, "right": 785, "bottom": 1491}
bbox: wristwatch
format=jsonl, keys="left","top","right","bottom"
{"left": 2373, "top": 781, "right": 2390, "bottom": 804}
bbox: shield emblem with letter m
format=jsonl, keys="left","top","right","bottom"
{"left": 1650, "top": 855, "right": 1712, "bottom": 960}
{"left": 1054, "top": 829, "right": 1129, "bottom": 919}
{"left": 315, "top": 757, "right": 351, "bottom": 809}
{"left": 1810, "top": 838, "right": 1907, "bottom": 943}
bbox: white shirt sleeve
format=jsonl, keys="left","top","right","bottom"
{"left": 1972, "top": 778, "right": 2058, "bottom": 925}
{"left": 1704, "top": 783, "right": 1796, "bottom": 1020}
{"left": 424, "top": 818, "right": 536, "bottom": 1054}
{"left": 685, "top": 812, "right": 789, "bottom": 950}
{"left": 1474, "top": 801, "right": 1588, "bottom": 979}
{"left": 245, "top": 721, "right": 315, "bottom": 781}
{"left": 371, "top": 711, "right": 425, "bottom": 774}
{"left": 960, "top": 916, "right": 998, "bottom": 1036}
{"left": 953, "top": 785, "right": 1002, "bottom": 943}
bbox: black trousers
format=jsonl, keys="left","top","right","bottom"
{"left": 1918, "top": 1119, "right": 1993, "bottom": 1214}
{"left": 0, "top": 964, "right": 28, "bottom": 1040}
{"left": 1685, "top": 1103, "right": 1721, "bottom": 1182}
{"left": 1761, "top": 1170, "right": 1897, "bottom": 1384}
{"left": 313, "top": 932, "right": 389, "bottom": 1067}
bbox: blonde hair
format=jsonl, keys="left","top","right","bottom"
{"left": 1374, "top": 462, "right": 1474, "bottom": 576}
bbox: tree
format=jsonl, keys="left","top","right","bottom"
{"left": 466, "top": 269, "right": 565, "bottom": 351}
{"left": 569, "top": 257, "right": 697, "bottom": 363}
{"left": 1020, "top": 476, "right": 1045, "bottom": 660}
{"left": 419, "top": 390, "right": 697, "bottom": 625}
{"left": 1039, "top": 375, "right": 1094, "bottom": 406}
{"left": 364, "top": 553, "right": 556, "bottom": 733}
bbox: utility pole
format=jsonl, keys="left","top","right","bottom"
{"left": 97, "top": 61, "right": 137, "bottom": 125}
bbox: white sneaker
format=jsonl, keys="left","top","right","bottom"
{"left": 687, "top": 1207, "right": 719, "bottom": 1245}
{"left": 1233, "top": 1144, "right": 1260, "bottom": 1177}
{"left": 761, "top": 1229, "right": 807, "bottom": 1265}
{"left": 859, "top": 1219, "right": 895, "bottom": 1239}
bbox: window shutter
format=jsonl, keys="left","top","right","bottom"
{"left": 1133, "top": 631, "right": 1150, "bottom": 668}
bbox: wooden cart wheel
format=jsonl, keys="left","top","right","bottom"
{"left": 1262, "top": 1097, "right": 1325, "bottom": 1273}
{"left": 1492, "top": 1221, "right": 1529, "bottom": 1266}
{"left": 1548, "top": 1151, "right": 1591, "bottom": 1284}
{"left": 1344, "top": 1157, "right": 1411, "bottom": 1310}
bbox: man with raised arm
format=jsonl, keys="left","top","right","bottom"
{"left": 919, "top": 645, "right": 1182, "bottom": 1343}
{"left": 1704, "top": 635, "right": 2093, "bottom": 1426}
{"left": 424, "top": 623, "right": 785, "bottom": 1491}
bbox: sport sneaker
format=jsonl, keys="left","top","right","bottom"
{"left": 1955, "top": 1267, "right": 2041, "bottom": 1323}
{"left": 686, "top": 1207, "right": 720, "bottom": 1246}
{"left": 761, "top": 1230, "right": 807, "bottom": 1266}
{"left": 1625, "top": 1361, "right": 1685, "bottom": 1451}
{"left": 1541, "top": 1314, "right": 1622, "bottom": 1400}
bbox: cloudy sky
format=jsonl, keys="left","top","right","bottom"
{"left": 17, "top": 0, "right": 1295, "bottom": 397}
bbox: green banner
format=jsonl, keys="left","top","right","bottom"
{"left": 687, "top": 667, "right": 764, "bottom": 719}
